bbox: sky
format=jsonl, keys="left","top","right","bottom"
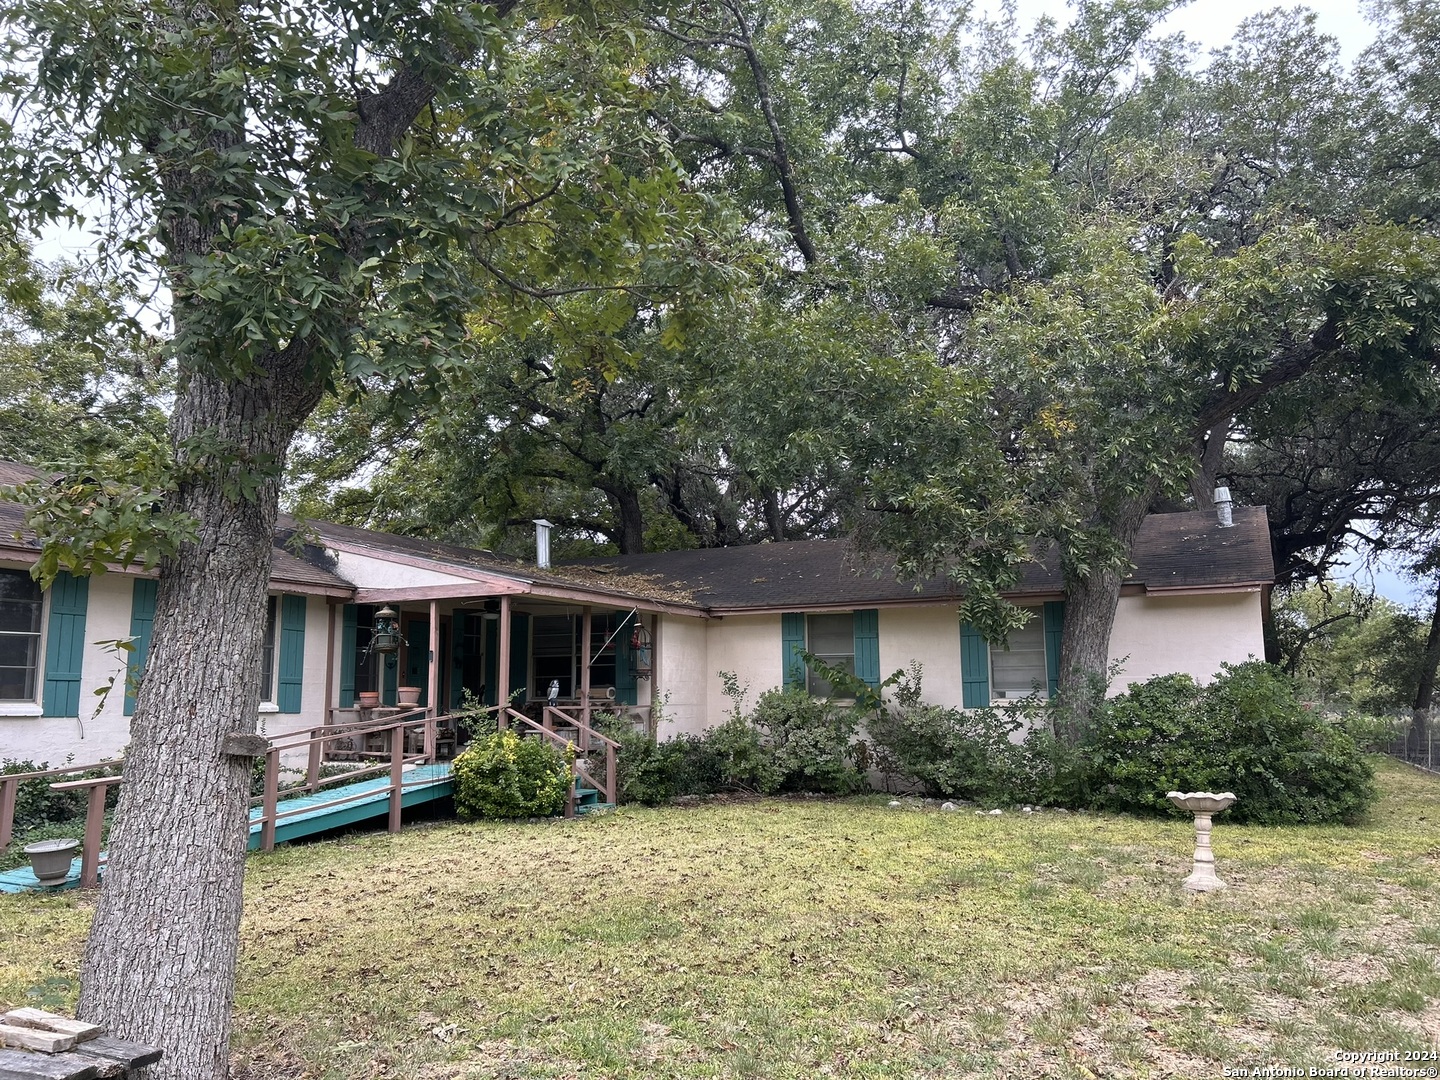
{"left": 986, "top": 0, "right": 1380, "bottom": 62}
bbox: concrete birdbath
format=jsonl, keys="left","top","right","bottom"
{"left": 23, "top": 838, "right": 80, "bottom": 886}
{"left": 1166, "top": 791, "right": 1237, "bottom": 892}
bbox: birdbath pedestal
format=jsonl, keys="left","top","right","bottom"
{"left": 1166, "top": 791, "right": 1237, "bottom": 892}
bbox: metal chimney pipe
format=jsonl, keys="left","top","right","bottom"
{"left": 533, "top": 519, "right": 554, "bottom": 568}
{"left": 1214, "top": 487, "right": 1233, "bottom": 528}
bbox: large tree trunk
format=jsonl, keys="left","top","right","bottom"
{"left": 1189, "top": 424, "right": 1227, "bottom": 510}
{"left": 608, "top": 485, "right": 646, "bottom": 554}
{"left": 1054, "top": 485, "right": 1157, "bottom": 741}
{"left": 1409, "top": 578, "right": 1440, "bottom": 763}
{"left": 77, "top": 367, "right": 320, "bottom": 1079}
{"left": 763, "top": 490, "right": 786, "bottom": 542}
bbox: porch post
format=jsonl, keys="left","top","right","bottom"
{"left": 426, "top": 599, "right": 439, "bottom": 759}
{"left": 497, "top": 594, "right": 512, "bottom": 716}
{"left": 324, "top": 599, "right": 337, "bottom": 723}
{"left": 649, "top": 614, "right": 662, "bottom": 738}
{"left": 580, "top": 605, "right": 592, "bottom": 733}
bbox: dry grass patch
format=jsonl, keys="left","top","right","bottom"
{"left": 2, "top": 759, "right": 1439, "bottom": 1078}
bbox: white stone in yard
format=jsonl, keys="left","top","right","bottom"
{"left": 940, "top": 802, "right": 958, "bottom": 812}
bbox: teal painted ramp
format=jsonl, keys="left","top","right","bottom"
{"left": 0, "top": 763, "right": 454, "bottom": 894}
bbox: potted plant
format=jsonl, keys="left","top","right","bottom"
{"left": 397, "top": 686, "right": 422, "bottom": 706}
{"left": 24, "top": 838, "right": 80, "bottom": 886}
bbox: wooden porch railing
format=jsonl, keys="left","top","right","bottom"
{"left": 2, "top": 710, "right": 448, "bottom": 888}
{"left": 4, "top": 702, "right": 618, "bottom": 887}
{"left": 498, "top": 705, "right": 619, "bottom": 813}
{"left": 43, "top": 774, "right": 116, "bottom": 889}
{"left": 251, "top": 708, "right": 439, "bottom": 853}
{"left": 0, "top": 759, "right": 123, "bottom": 854}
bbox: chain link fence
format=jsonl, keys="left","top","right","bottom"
{"left": 1383, "top": 726, "right": 1440, "bottom": 773}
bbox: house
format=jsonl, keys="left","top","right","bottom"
{"left": 0, "top": 456, "right": 1273, "bottom": 766}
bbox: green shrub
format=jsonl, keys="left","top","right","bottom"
{"left": 593, "top": 713, "right": 682, "bottom": 807}
{"left": 452, "top": 730, "right": 571, "bottom": 820}
{"left": 867, "top": 700, "right": 1045, "bottom": 806}
{"left": 1082, "top": 662, "right": 1377, "bottom": 825}
{"left": 701, "top": 716, "right": 782, "bottom": 794}
{"left": 749, "top": 687, "right": 865, "bottom": 795}
{"left": 1080, "top": 673, "right": 1208, "bottom": 815}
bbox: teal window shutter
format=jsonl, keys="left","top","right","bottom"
{"left": 482, "top": 616, "right": 499, "bottom": 706}
{"left": 1043, "top": 601, "right": 1066, "bottom": 698}
{"left": 124, "top": 579, "right": 159, "bottom": 716}
{"left": 339, "top": 603, "right": 358, "bottom": 707}
{"left": 614, "top": 611, "right": 637, "bottom": 705}
{"left": 960, "top": 621, "right": 990, "bottom": 708}
{"left": 42, "top": 571, "right": 88, "bottom": 717}
{"left": 781, "top": 613, "right": 806, "bottom": 689}
{"left": 852, "top": 609, "right": 880, "bottom": 689}
{"left": 508, "top": 611, "right": 531, "bottom": 703}
{"left": 277, "top": 595, "right": 307, "bottom": 714}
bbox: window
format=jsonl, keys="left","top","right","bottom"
{"left": 531, "top": 613, "right": 622, "bottom": 700}
{"left": 259, "top": 596, "right": 278, "bottom": 702}
{"left": 532, "top": 615, "right": 575, "bottom": 698}
{"left": 806, "top": 613, "right": 855, "bottom": 697}
{"left": 0, "top": 569, "right": 42, "bottom": 701}
{"left": 989, "top": 617, "right": 1046, "bottom": 699}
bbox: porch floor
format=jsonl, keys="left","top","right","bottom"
{"left": 0, "top": 763, "right": 454, "bottom": 894}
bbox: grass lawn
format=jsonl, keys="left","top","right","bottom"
{"left": 3, "top": 758, "right": 1440, "bottom": 1078}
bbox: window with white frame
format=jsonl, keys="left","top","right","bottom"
{"left": 806, "top": 613, "right": 855, "bottom": 697}
{"left": 989, "top": 616, "right": 1046, "bottom": 699}
{"left": 0, "top": 569, "right": 41, "bottom": 701}
{"left": 259, "top": 596, "right": 278, "bottom": 702}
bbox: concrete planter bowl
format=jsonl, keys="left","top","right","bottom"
{"left": 24, "top": 838, "right": 80, "bottom": 886}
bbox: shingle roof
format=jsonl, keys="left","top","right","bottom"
{"left": 0, "top": 455, "right": 1272, "bottom": 610}
{"left": 564, "top": 507, "right": 1274, "bottom": 611}
{"left": 283, "top": 516, "right": 700, "bottom": 606}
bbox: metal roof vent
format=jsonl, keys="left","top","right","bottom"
{"left": 534, "top": 519, "right": 554, "bottom": 568}
{"left": 1214, "top": 487, "right": 1233, "bottom": 528}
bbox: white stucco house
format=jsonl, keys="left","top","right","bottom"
{"left": 0, "top": 457, "right": 1274, "bottom": 766}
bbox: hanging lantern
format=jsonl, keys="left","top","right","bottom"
{"left": 371, "top": 605, "right": 401, "bottom": 653}
{"left": 629, "top": 621, "right": 653, "bottom": 679}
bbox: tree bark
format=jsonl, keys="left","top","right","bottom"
{"left": 1409, "top": 577, "right": 1440, "bottom": 761}
{"left": 608, "top": 485, "right": 646, "bottom": 554}
{"left": 1054, "top": 483, "right": 1158, "bottom": 740}
{"left": 1189, "top": 424, "right": 1227, "bottom": 510}
{"left": 65, "top": 1, "right": 515, "bottom": 1073}
{"left": 763, "top": 489, "right": 785, "bottom": 542}
{"left": 76, "top": 367, "right": 322, "bottom": 1078}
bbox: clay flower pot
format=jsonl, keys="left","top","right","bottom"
{"left": 397, "top": 686, "right": 422, "bottom": 706}
{"left": 357, "top": 691, "right": 380, "bottom": 708}
{"left": 24, "top": 838, "right": 80, "bottom": 886}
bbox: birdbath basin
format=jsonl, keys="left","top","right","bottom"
{"left": 1166, "top": 791, "right": 1237, "bottom": 892}
{"left": 23, "top": 837, "right": 80, "bottom": 886}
